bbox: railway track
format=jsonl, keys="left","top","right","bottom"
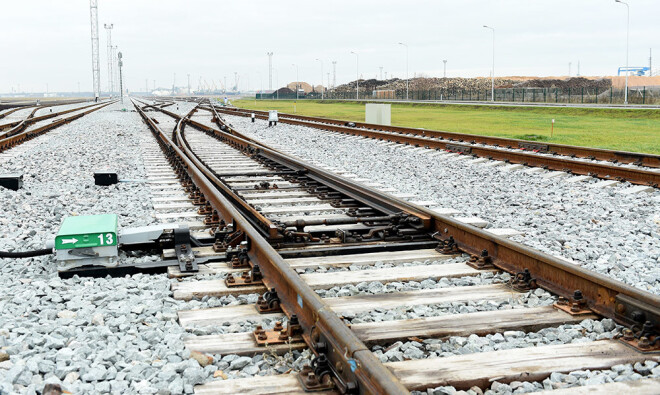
{"left": 129, "top": 98, "right": 659, "bottom": 394}
{"left": 0, "top": 100, "right": 115, "bottom": 153}
{"left": 207, "top": 106, "right": 660, "bottom": 187}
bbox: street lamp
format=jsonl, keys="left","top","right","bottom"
{"left": 291, "top": 63, "right": 299, "bottom": 100}
{"left": 350, "top": 51, "right": 359, "bottom": 100}
{"left": 315, "top": 58, "right": 324, "bottom": 100}
{"left": 398, "top": 42, "right": 409, "bottom": 100}
{"left": 615, "top": 0, "right": 630, "bottom": 104}
{"left": 483, "top": 25, "right": 495, "bottom": 102}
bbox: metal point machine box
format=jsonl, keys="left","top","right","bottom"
{"left": 55, "top": 214, "right": 119, "bottom": 269}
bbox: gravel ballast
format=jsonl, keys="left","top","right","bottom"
{"left": 0, "top": 101, "right": 305, "bottom": 394}
{"left": 221, "top": 114, "right": 660, "bottom": 295}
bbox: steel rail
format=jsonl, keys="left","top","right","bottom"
{"left": 200, "top": 104, "right": 660, "bottom": 334}
{"left": 212, "top": 107, "right": 660, "bottom": 186}
{"left": 0, "top": 101, "right": 115, "bottom": 153}
{"left": 0, "top": 102, "right": 108, "bottom": 139}
{"left": 133, "top": 99, "right": 409, "bottom": 394}
{"left": 214, "top": 105, "right": 660, "bottom": 169}
{"left": 0, "top": 98, "right": 91, "bottom": 112}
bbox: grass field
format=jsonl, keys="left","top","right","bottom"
{"left": 232, "top": 99, "right": 660, "bottom": 154}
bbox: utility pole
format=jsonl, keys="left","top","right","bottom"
{"left": 234, "top": 72, "right": 238, "bottom": 92}
{"left": 112, "top": 45, "right": 118, "bottom": 94}
{"left": 267, "top": 52, "right": 273, "bottom": 90}
{"left": 398, "top": 42, "right": 409, "bottom": 100}
{"left": 104, "top": 24, "right": 114, "bottom": 94}
{"left": 332, "top": 61, "right": 337, "bottom": 88}
{"left": 483, "top": 25, "right": 495, "bottom": 102}
{"left": 89, "top": 0, "right": 101, "bottom": 100}
{"left": 379, "top": 66, "right": 383, "bottom": 80}
{"left": 443, "top": 60, "right": 447, "bottom": 78}
{"left": 350, "top": 51, "right": 359, "bottom": 100}
{"left": 577, "top": 61, "right": 581, "bottom": 76}
{"left": 615, "top": 0, "right": 630, "bottom": 104}
{"left": 118, "top": 52, "right": 124, "bottom": 103}
{"left": 291, "top": 64, "right": 299, "bottom": 100}
{"left": 316, "top": 59, "right": 324, "bottom": 99}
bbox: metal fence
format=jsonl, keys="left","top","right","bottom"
{"left": 258, "top": 86, "right": 660, "bottom": 105}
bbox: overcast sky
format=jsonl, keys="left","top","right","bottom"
{"left": 1, "top": 0, "right": 658, "bottom": 93}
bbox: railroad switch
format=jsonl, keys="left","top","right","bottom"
{"left": 52, "top": 214, "right": 217, "bottom": 277}
{"left": 0, "top": 174, "right": 23, "bottom": 191}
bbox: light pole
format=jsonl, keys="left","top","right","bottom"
{"left": 398, "top": 42, "right": 409, "bottom": 100}
{"left": 291, "top": 63, "right": 299, "bottom": 100}
{"left": 266, "top": 52, "right": 273, "bottom": 91}
{"left": 315, "top": 58, "right": 324, "bottom": 100}
{"left": 483, "top": 25, "right": 495, "bottom": 102}
{"left": 350, "top": 51, "right": 359, "bottom": 100}
{"left": 615, "top": 0, "right": 630, "bottom": 104}
{"left": 443, "top": 60, "right": 447, "bottom": 78}
{"left": 118, "top": 52, "right": 124, "bottom": 104}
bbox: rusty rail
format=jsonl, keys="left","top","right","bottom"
{"left": 0, "top": 102, "right": 107, "bottom": 139}
{"left": 210, "top": 106, "right": 660, "bottom": 187}
{"left": 0, "top": 101, "right": 115, "bottom": 153}
{"left": 216, "top": 106, "right": 660, "bottom": 168}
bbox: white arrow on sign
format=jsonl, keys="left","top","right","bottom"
{"left": 61, "top": 238, "right": 79, "bottom": 244}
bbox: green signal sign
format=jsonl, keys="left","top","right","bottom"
{"left": 55, "top": 214, "right": 118, "bottom": 250}
{"left": 55, "top": 232, "right": 117, "bottom": 249}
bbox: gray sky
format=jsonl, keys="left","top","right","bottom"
{"left": 1, "top": 0, "right": 658, "bottom": 93}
